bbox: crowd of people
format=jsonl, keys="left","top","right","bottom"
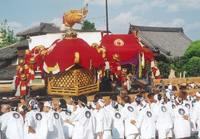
{"left": 1, "top": 90, "right": 200, "bottom": 139}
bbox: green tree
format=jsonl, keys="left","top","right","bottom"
{"left": 186, "top": 56, "right": 200, "bottom": 77}
{"left": 0, "top": 20, "right": 18, "bottom": 48}
{"left": 157, "top": 61, "right": 170, "bottom": 78}
{"left": 184, "top": 39, "right": 200, "bottom": 59}
{"left": 81, "top": 20, "right": 96, "bottom": 31}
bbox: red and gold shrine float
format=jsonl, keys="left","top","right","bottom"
{"left": 43, "top": 35, "right": 105, "bottom": 96}
{"left": 43, "top": 6, "right": 104, "bottom": 96}
{"left": 15, "top": 5, "right": 105, "bottom": 96}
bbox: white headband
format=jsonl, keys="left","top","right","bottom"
{"left": 18, "top": 105, "right": 23, "bottom": 112}
{"left": 154, "top": 94, "right": 158, "bottom": 102}
{"left": 44, "top": 101, "right": 53, "bottom": 108}
{"left": 141, "top": 99, "right": 147, "bottom": 107}
{"left": 196, "top": 91, "right": 200, "bottom": 97}
{"left": 98, "top": 99, "right": 105, "bottom": 107}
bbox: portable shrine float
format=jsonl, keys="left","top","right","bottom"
{"left": 14, "top": 5, "right": 157, "bottom": 97}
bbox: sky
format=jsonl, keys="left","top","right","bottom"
{"left": 0, "top": 0, "right": 199, "bottom": 41}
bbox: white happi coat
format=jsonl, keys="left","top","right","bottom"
{"left": 59, "top": 111, "right": 74, "bottom": 139}
{"left": 80, "top": 107, "right": 96, "bottom": 139}
{"left": 154, "top": 103, "right": 173, "bottom": 138}
{"left": 70, "top": 106, "right": 84, "bottom": 139}
{"left": 96, "top": 107, "right": 113, "bottom": 139}
{"left": 24, "top": 110, "right": 38, "bottom": 139}
{"left": 111, "top": 110, "right": 124, "bottom": 139}
{"left": 191, "top": 100, "right": 200, "bottom": 134}
{"left": 121, "top": 103, "right": 138, "bottom": 137}
{"left": 171, "top": 104, "right": 191, "bottom": 138}
{"left": 34, "top": 112, "right": 52, "bottom": 139}
{"left": 166, "top": 101, "right": 176, "bottom": 114}
{"left": 136, "top": 105, "right": 156, "bottom": 139}
{"left": 46, "top": 109, "right": 65, "bottom": 139}
{"left": 1, "top": 111, "right": 24, "bottom": 139}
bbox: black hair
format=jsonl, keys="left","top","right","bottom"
{"left": 78, "top": 95, "right": 87, "bottom": 106}
{"left": 157, "top": 94, "right": 162, "bottom": 101}
{"left": 38, "top": 102, "right": 44, "bottom": 112}
{"left": 10, "top": 102, "right": 18, "bottom": 111}
{"left": 22, "top": 105, "right": 29, "bottom": 113}
{"left": 122, "top": 96, "right": 131, "bottom": 103}
{"left": 110, "top": 94, "right": 117, "bottom": 101}
{"left": 59, "top": 99, "right": 67, "bottom": 109}
{"left": 71, "top": 96, "right": 78, "bottom": 105}
{"left": 94, "top": 94, "right": 102, "bottom": 103}
{"left": 147, "top": 93, "right": 154, "bottom": 99}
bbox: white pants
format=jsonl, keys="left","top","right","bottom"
{"left": 158, "top": 128, "right": 172, "bottom": 139}
{"left": 97, "top": 131, "right": 112, "bottom": 139}
{"left": 126, "top": 134, "right": 138, "bottom": 139}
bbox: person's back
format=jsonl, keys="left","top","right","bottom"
{"left": 46, "top": 108, "right": 65, "bottom": 139}
{"left": 1, "top": 111, "right": 24, "bottom": 139}
{"left": 81, "top": 107, "right": 96, "bottom": 139}
{"left": 111, "top": 110, "right": 124, "bottom": 139}
{"left": 34, "top": 111, "right": 50, "bottom": 139}
{"left": 96, "top": 107, "right": 113, "bottom": 133}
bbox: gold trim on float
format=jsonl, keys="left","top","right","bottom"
{"left": 46, "top": 63, "right": 60, "bottom": 73}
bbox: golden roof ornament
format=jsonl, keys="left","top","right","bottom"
{"left": 18, "top": 59, "right": 25, "bottom": 65}
{"left": 29, "top": 57, "right": 36, "bottom": 64}
{"left": 20, "top": 73, "right": 27, "bottom": 81}
{"left": 61, "top": 4, "right": 88, "bottom": 38}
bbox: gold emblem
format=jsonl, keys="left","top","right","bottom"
{"left": 114, "top": 39, "right": 124, "bottom": 47}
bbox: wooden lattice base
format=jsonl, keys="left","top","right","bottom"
{"left": 47, "top": 68, "right": 99, "bottom": 96}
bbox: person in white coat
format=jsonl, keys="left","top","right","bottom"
{"left": 58, "top": 99, "right": 74, "bottom": 139}
{"left": 154, "top": 94, "right": 173, "bottom": 139}
{"left": 95, "top": 98, "right": 113, "bottom": 139}
{"left": 43, "top": 101, "right": 65, "bottom": 139}
{"left": 171, "top": 97, "right": 191, "bottom": 139}
{"left": 78, "top": 95, "right": 96, "bottom": 139}
{"left": 24, "top": 99, "right": 39, "bottom": 139}
{"left": 191, "top": 91, "right": 200, "bottom": 137}
{"left": 0, "top": 104, "right": 10, "bottom": 139}
{"left": 110, "top": 101, "right": 124, "bottom": 139}
{"left": 66, "top": 96, "right": 84, "bottom": 139}
{"left": 136, "top": 99, "right": 156, "bottom": 139}
{"left": 1, "top": 102, "right": 24, "bottom": 139}
{"left": 121, "top": 96, "right": 139, "bottom": 139}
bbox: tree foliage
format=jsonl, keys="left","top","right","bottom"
{"left": 157, "top": 61, "right": 170, "bottom": 78}
{"left": 81, "top": 20, "right": 96, "bottom": 31}
{"left": 0, "top": 20, "right": 18, "bottom": 48}
{"left": 184, "top": 39, "right": 200, "bottom": 59}
{"left": 186, "top": 56, "right": 200, "bottom": 77}
{"left": 157, "top": 39, "right": 200, "bottom": 78}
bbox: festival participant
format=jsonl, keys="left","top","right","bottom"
{"left": 165, "top": 91, "right": 176, "bottom": 114}
{"left": 43, "top": 101, "right": 65, "bottom": 139}
{"left": 78, "top": 95, "right": 96, "bottom": 139}
{"left": 58, "top": 99, "right": 74, "bottom": 139}
{"left": 18, "top": 105, "right": 29, "bottom": 120}
{"left": 136, "top": 99, "right": 156, "bottom": 139}
{"left": 110, "top": 101, "right": 124, "bottom": 139}
{"left": 105, "top": 94, "right": 122, "bottom": 113}
{"left": 1, "top": 104, "right": 10, "bottom": 114}
{"left": 95, "top": 97, "right": 113, "bottom": 139}
{"left": 24, "top": 99, "right": 39, "bottom": 139}
{"left": 121, "top": 96, "right": 139, "bottom": 139}
{"left": 1, "top": 102, "right": 24, "bottom": 139}
{"left": 0, "top": 104, "right": 10, "bottom": 139}
{"left": 66, "top": 96, "right": 84, "bottom": 139}
{"left": 147, "top": 93, "right": 156, "bottom": 110}
{"left": 171, "top": 97, "right": 191, "bottom": 138}
{"left": 191, "top": 91, "right": 200, "bottom": 137}
{"left": 132, "top": 94, "right": 143, "bottom": 113}
{"left": 154, "top": 94, "right": 173, "bottom": 139}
